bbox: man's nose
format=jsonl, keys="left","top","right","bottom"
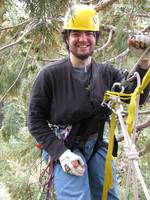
{"left": 78, "top": 32, "right": 88, "bottom": 41}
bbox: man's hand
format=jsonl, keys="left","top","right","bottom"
{"left": 128, "top": 34, "right": 150, "bottom": 62}
{"left": 59, "top": 149, "right": 85, "bottom": 176}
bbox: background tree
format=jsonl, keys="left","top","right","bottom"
{"left": 0, "top": 0, "right": 149, "bottom": 199}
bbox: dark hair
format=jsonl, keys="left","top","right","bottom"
{"left": 61, "top": 30, "right": 100, "bottom": 51}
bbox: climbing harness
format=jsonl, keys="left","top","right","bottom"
{"left": 35, "top": 68, "right": 150, "bottom": 200}
{"left": 102, "top": 68, "right": 150, "bottom": 200}
{"left": 39, "top": 158, "right": 54, "bottom": 200}
{"left": 34, "top": 124, "right": 73, "bottom": 199}
{"left": 34, "top": 143, "right": 54, "bottom": 200}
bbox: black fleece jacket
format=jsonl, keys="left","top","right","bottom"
{"left": 28, "top": 58, "right": 149, "bottom": 160}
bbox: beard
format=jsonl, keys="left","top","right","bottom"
{"left": 70, "top": 49, "right": 94, "bottom": 60}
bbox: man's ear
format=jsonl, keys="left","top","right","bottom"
{"left": 66, "top": 38, "right": 69, "bottom": 45}
{"left": 61, "top": 31, "right": 70, "bottom": 51}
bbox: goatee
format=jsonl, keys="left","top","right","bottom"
{"left": 71, "top": 51, "right": 94, "bottom": 60}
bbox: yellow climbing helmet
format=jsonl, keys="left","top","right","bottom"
{"left": 63, "top": 4, "right": 99, "bottom": 31}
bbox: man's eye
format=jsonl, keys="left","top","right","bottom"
{"left": 71, "top": 32, "right": 80, "bottom": 37}
{"left": 85, "top": 32, "right": 94, "bottom": 36}
{"left": 70, "top": 31, "right": 94, "bottom": 37}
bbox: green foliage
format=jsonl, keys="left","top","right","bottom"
{"left": 0, "top": 98, "right": 26, "bottom": 142}
{"left": 0, "top": 128, "right": 56, "bottom": 200}
{"left": 113, "top": 16, "right": 130, "bottom": 53}
{"left": 4, "top": 0, "right": 29, "bottom": 24}
{"left": 0, "top": 0, "right": 150, "bottom": 199}
{"left": 25, "top": 0, "right": 69, "bottom": 44}
{"left": 135, "top": 0, "right": 150, "bottom": 12}
{"left": 0, "top": 51, "right": 22, "bottom": 94}
{"left": 26, "top": 0, "right": 69, "bottom": 18}
{"left": 0, "top": 127, "right": 36, "bottom": 197}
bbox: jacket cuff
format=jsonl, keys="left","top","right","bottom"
{"left": 45, "top": 140, "right": 68, "bottom": 161}
{"left": 136, "top": 65, "right": 149, "bottom": 79}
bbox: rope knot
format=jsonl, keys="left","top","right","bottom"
{"left": 124, "top": 143, "right": 139, "bottom": 160}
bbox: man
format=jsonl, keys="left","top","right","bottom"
{"left": 28, "top": 4, "right": 150, "bottom": 200}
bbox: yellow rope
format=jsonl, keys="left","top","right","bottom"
{"left": 126, "top": 68, "right": 150, "bottom": 135}
{"left": 102, "top": 68, "right": 150, "bottom": 199}
{"left": 103, "top": 91, "right": 132, "bottom": 102}
{"left": 102, "top": 111, "right": 116, "bottom": 200}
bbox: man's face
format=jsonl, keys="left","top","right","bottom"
{"left": 66, "top": 30, "right": 96, "bottom": 60}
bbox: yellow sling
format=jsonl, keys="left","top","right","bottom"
{"left": 102, "top": 68, "right": 150, "bottom": 200}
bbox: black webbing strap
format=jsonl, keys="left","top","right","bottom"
{"left": 88, "top": 120, "right": 105, "bottom": 161}
{"left": 65, "top": 116, "right": 100, "bottom": 152}
{"left": 65, "top": 123, "right": 81, "bottom": 150}
{"left": 88, "top": 120, "right": 118, "bottom": 161}
{"left": 65, "top": 118, "right": 118, "bottom": 157}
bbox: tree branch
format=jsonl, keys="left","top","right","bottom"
{"left": 139, "top": 148, "right": 149, "bottom": 157}
{"left": 0, "top": 18, "right": 33, "bottom": 32}
{"left": 137, "top": 118, "right": 150, "bottom": 131}
{"left": 122, "top": 109, "right": 150, "bottom": 116}
{"left": 118, "top": 117, "right": 150, "bottom": 142}
{"left": 0, "top": 40, "right": 33, "bottom": 103}
{"left": 138, "top": 110, "right": 150, "bottom": 115}
{"left": 94, "top": 0, "right": 118, "bottom": 12}
{"left": 94, "top": 28, "right": 114, "bottom": 53}
{"left": 0, "top": 19, "right": 41, "bottom": 51}
{"left": 102, "top": 48, "right": 129, "bottom": 64}
{"left": 128, "top": 44, "right": 150, "bottom": 76}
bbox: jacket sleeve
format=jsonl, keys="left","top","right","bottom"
{"left": 28, "top": 68, "right": 67, "bottom": 160}
{"left": 112, "top": 65, "right": 150, "bottom": 105}
{"left": 133, "top": 65, "right": 150, "bottom": 104}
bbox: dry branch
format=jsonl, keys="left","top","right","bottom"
{"left": 118, "top": 118, "right": 150, "bottom": 142}
{"left": 125, "top": 110, "right": 150, "bottom": 115}
{"left": 138, "top": 110, "right": 150, "bottom": 115}
{"left": 102, "top": 48, "right": 129, "bottom": 64}
{"left": 94, "top": 28, "right": 114, "bottom": 53}
{"left": 137, "top": 118, "right": 150, "bottom": 131}
{"left": 0, "top": 18, "right": 33, "bottom": 31}
{"left": 139, "top": 145, "right": 150, "bottom": 156}
{"left": 94, "top": 0, "right": 118, "bottom": 12}
{"left": 128, "top": 45, "right": 150, "bottom": 76}
{"left": 0, "top": 19, "right": 40, "bottom": 51}
{"left": 0, "top": 40, "right": 33, "bottom": 103}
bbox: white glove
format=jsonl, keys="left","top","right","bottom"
{"left": 128, "top": 34, "right": 150, "bottom": 60}
{"left": 59, "top": 149, "right": 85, "bottom": 176}
{"left": 124, "top": 143, "right": 139, "bottom": 160}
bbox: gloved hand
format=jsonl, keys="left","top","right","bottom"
{"left": 124, "top": 143, "right": 139, "bottom": 160}
{"left": 128, "top": 34, "right": 150, "bottom": 60}
{"left": 59, "top": 149, "right": 85, "bottom": 176}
